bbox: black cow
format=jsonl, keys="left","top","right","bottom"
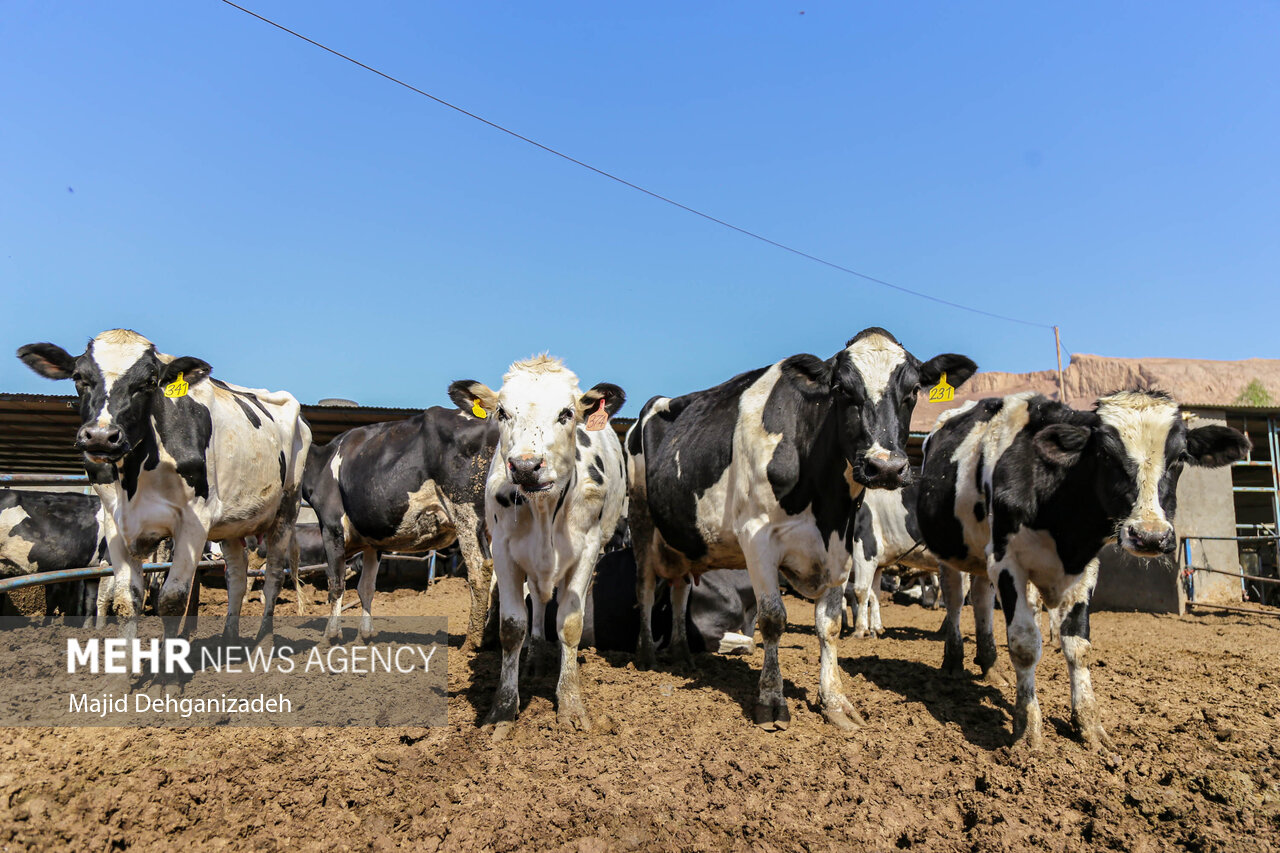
{"left": 918, "top": 391, "right": 1249, "bottom": 750}
{"left": 19, "top": 329, "right": 311, "bottom": 645}
{"left": 0, "top": 488, "right": 107, "bottom": 624}
{"left": 301, "top": 407, "right": 497, "bottom": 649}
{"left": 537, "top": 548, "right": 758, "bottom": 655}
{"left": 628, "top": 327, "right": 976, "bottom": 731}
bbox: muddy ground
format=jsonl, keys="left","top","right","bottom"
{"left": 0, "top": 576, "right": 1277, "bottom": 852}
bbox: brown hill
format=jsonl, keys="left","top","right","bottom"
{"left": 912, "top": 353, "right": 1280, "bottom": 431}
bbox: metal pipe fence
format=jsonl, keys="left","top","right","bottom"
{"left": 1181, "top": 534, "right": 1280, "bottom": 614}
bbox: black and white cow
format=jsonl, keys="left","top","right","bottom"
{"left": 844, "top": 481, "right": 942, "bottom": 638}
{"left": 0, "top": 488, "right": 107, "bottom": 624}
{"left": 917, "top": 391, "right": 1249, "bottom": 749}
{"left": 449, "top": 355, "right": 626, "bottom": 734}
{"left": 627, "top": 328, "right": 976, "bottom": 731}
{"left": 300, "top": 408, "right": 497, "bottom": 649}
{"left": 18, "top": 329, "right": 311, "bottom": 645}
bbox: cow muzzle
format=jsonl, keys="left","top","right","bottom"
{"left": 1120, "top": 522, "right": 1176, "bottom": 558}
{"left": 507, "top": 454, "right": 553, "bottom": 494}
{"left": 75, "top": 424, "right": 129, "bottom": 462}
{"left": 857, "top": 451, "right": 911, "bottom": 489}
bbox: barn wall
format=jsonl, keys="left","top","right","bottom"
{"left": 1093, "top": 409, "right": 1240, "bottom": 613}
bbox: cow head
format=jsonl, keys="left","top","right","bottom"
{"left": 449, "top": 355, "right": 624, "bottom": 499}
{"left": 831, "top": 328, "right": 977, "bottom": 489}
{"left": 1032, "top": 391, "right": 1250, "bottom": 557}
{"left": 18, "top": 330, "right": 210, "bottom": 464}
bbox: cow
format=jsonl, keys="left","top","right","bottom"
{"left": 0, "top": 488, "right": 107, "bottom": 624}
{"left": 917, "top": 391, "right": 1249, "bottom": 750}
{"left": 844, "top": 481, "right": 941, "bottom": 638}
{"left": 301, "top": 406, "right": 497, "bottom": 650}
{"left": 18, "top": 329, "right": 311, "bottom": 648}
{"left": 537, "top": 548, "right": 758, "bottom": 655}
{"left": 627, "top": 327, "right": 976, "bottom": 731}
{"left": 449, "top": 355, "right": 626, "bottom": 734}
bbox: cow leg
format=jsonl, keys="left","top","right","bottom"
{"left": 849, "top": 547, "right": 877, "bottom": 639}
{"left": 528, "top": 586, "right": 556, "bottom": 680}
{"left": 454, "top": 502, "right": 493, "bottom": 654}
{"left": 222, "top": 539, "right": 249, "bottom": 643}
{"left": 320, "top": 525, "right": 346, "bottom": 647}
{"left": 868, "top": 566, "right": 884, "bottom": 636}
{"left": 95, "top": 572, "right": 112, "bottom": 629}
{"left": 743, "top": 531, "right": 789, "bottom": 731}
{"left": 970, "top": 573, "right": 1004, "bottom": 685}
{"left": 181, "top": 571, "right": 201, "bottom": 638}
{"left": 1056, "top": 559, "right": 1112, "bottom": 751}
{"left": 255, "top": 490, "right": 300, "bottom": 648}
{"left": 666, "top": 578, "right": 695, "bottom": 670}
{"left": 554, "top": 556, "right": 597, "bottom": 731}
{"left": 815, "top": 584, "right": 862, "bottom": 732}
{"left": 939, "top": 563, "right": 966, "bottom": 674}
{"left": 356, "top": 547, "right": 380, "bottom": 643}
{"left": 157, "top": 518, "right": 207, "bottom": 641}
{"left": 993, "top": 561, "right": 1043, "bottom": 750}
{"left": 635, "top": 557, "right": 658, "bottom": 671}
{"left": 483, "top": 554, "right": 527, "bottom": 735}
{"left": 290, "top": 535, "right": 304, "bottom": 617}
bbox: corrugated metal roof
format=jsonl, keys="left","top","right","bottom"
{"left": 0, "top": 393, "right": 635, "bottom": 475}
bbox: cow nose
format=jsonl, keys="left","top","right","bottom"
{"left": 1125, "top": 524, "right": 1175, "bottom": 555}
{"left": 507, "top": 455, "right": 545, "bottom": 479}
{"left": 863, "top": 454, "right": 909, "bottom": 485}
{"left": 76, "top": 424, "right": 123, "bottom": 450}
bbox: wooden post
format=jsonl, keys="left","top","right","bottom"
{"left": 1054, "top": 326, "right": 1067, "bottom": 405}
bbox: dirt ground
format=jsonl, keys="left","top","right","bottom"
{"left": 0, "top": 576, "right": 1277, "bottom": 852}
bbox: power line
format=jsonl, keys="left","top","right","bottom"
{"left": 217, "top": 0, "right": 1055, "bottom": 330}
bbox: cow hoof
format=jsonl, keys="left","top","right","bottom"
{"left": 940, "top": 655, "right": 965, "bottom": 677}
{"left": 980, "top": 668, "right": 1008, "bottom": 687}
{"left": 754, "top": 700, "right": 791, "bottom": 732}
{"left": 484, "top": 721, "right": 515, "bottom": 741}
{"left": 635, "top": 650, "right": 656, "bottom": 672}
{"left": 357, "top": 630, "right": 375, "bottom": 645}
{"left": 557, "top": 702, "right": 591, "bottom": 732}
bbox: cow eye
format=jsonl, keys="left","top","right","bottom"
{"left": 496, "top": 407, "right": 509, "bottom": 422}
{"left": 557, "top": 408, "right": 573, "bottom": 424}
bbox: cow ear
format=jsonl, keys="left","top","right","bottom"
{"left": 1186, "top": 425, "right": 1250, "bottom": 468}
{"left": 579, "top": 382, "right": 626, "bottom": 418}
{"left": 17, "top": 343, "right": 77, "bottom": 380}
{"left": 918, "top": 354, "right": 978, "bottom": 389}
{"left": 448, "top": 380, "right": 498, "bottom": 416}
{"left": 162, "top": 356, "right": 211, "bottom": 387}
{"left": 1033, "top": 423, "right": 1091, "bottom": 468}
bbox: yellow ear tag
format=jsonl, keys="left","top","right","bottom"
{"left": 163, "top": 372, "right": 189, "bottom": 399}
{"left": 928, "top": 372, "right": 954, "bottom": 403}
{"left": 471, "top": 400, "right": 488, "bottom": 419}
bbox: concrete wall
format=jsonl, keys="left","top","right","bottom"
{"left": 1093, "top": 409, "right": 1241, "bottom": 613}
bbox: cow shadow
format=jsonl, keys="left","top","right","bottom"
{"left": 842, "top": 655, "right": 1013, "bottom": 750}
{"left": 876, "top": 624, "right": 944, "bottom": 642}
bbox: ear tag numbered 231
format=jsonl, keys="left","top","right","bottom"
{"left": 471, "top": 400, "right": 488, "bottom": 419}
{"left": 164, "top": 372, "right": 189, "bottom": 399}
{"left": 586, "top": 398, "right": 609, "bottom": 431}
{"left": 928, "top": 372, "right": 954, "bottom": 403}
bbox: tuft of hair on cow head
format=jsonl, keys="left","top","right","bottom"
{"left": 1185, "top": 425, "right": 1250, "bottom": 468}
{"left": 916, "top": 353, "right": 978, "bottom": 391}
{"left": 161, "top": 356, "right": 211, "bottom": 388}
{"left": 1032, "top": 422, "right": 1092, "bottom": 469}
{"left": 17, "top": 342, "right": 77, "bottom": 380}
{"left": 577, "top": 382, "right": 626, "bottom": 419}
{"left": 448, "top": 379, "right": 498, "bottom": 417}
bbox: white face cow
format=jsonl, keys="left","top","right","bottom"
{"left": 449, "top": 355, "right": 624, "bottom": 498}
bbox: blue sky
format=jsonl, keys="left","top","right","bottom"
{"left": 2, "top": 2, "right": 1277, "bottom": 411}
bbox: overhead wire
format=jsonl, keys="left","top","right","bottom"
{"left": 217, "top": 0, "right": 1058, "bottom": 331}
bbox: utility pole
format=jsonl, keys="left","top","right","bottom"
{"left": 1054, "top": 326, "right": 1067, "bottom": 405}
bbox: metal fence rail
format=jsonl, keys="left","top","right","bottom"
{"left": 1181, "top": 534, "right": 1280, "bottom": 615}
